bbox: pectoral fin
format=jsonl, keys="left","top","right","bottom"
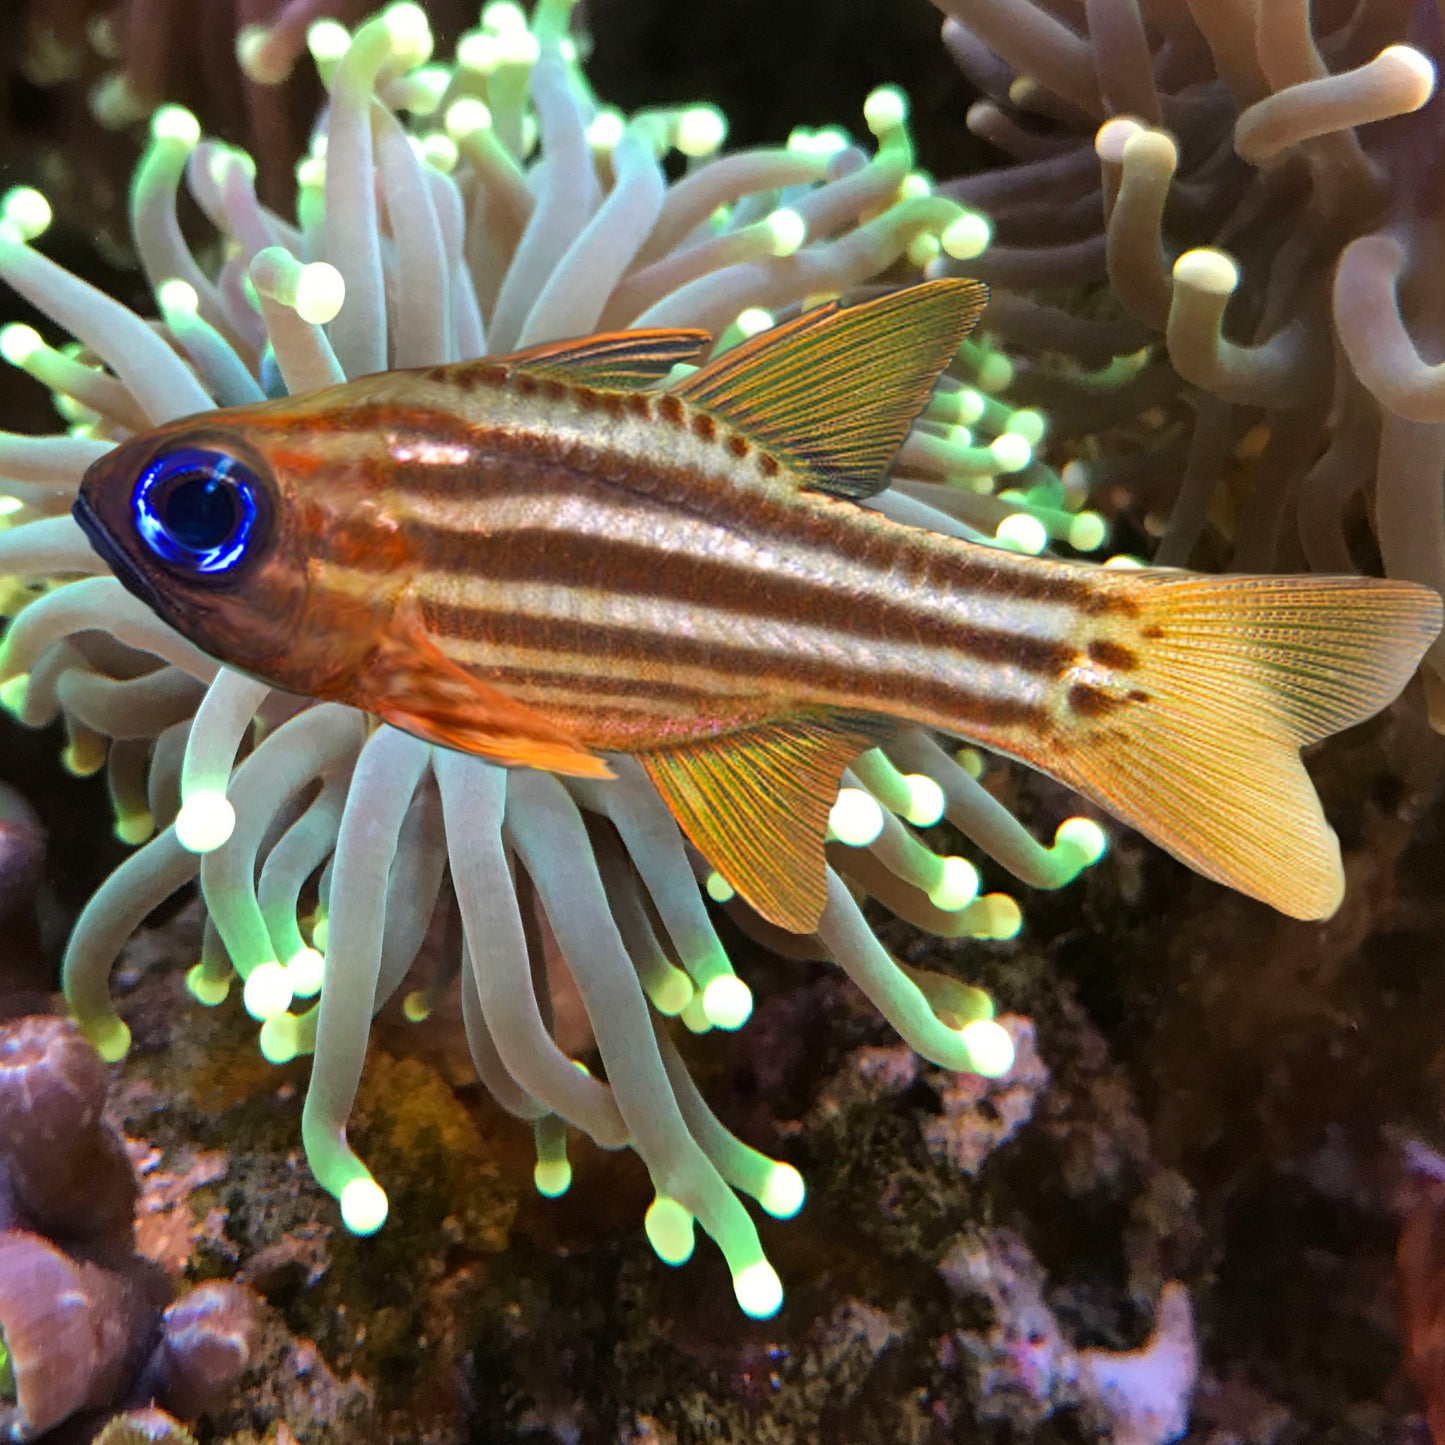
{"left": 639, "top": 714, "right": 885, "bottom": 934}
{"left": 367, "top": 592, "right": 613, "bottom": 778}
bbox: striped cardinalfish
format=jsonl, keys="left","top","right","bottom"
{"left": 72, "top": 280, "right": 1442, "bottom": 932}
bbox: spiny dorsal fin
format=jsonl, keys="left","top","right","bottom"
{"left": 671, "top": 278, "right": 988, "bottom": 499}
{"left": 499, "top": 328, "right": 713, "bottom": 391}
{"left": 639, "top": 713, "right": 887, "bottom": 934}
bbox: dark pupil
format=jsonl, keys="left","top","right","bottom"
{"left": 162, "top": 473, "right": 238, "bottom": 550}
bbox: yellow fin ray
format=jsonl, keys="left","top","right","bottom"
{"left": 673, "top": 278, "right": 988, "bottom": 499}
{"left": 639, "top": 715, "right": 887, "bottom": 934}
{"left": 1040, "top": 574, "right": 1441, "bottom": 919}
{"left": 501, "top": 328, "right": 712, "bottom": 390}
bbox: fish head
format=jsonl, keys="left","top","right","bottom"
{"left": 74, "top": 418, "right": 314, "bottom": 678}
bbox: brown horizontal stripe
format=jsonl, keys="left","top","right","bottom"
{"left": 420, "top": 599, "right": 1053, "bottom": 734}
{"left": 251, "top": 385, "right": 1133, "bottom": 621}
{"left": 409, "top": 524, "right": 1078, "bottom": 677}
{"left": 385, "top": 448, "right": 1121, "bottom": 616}
{"left": 1087, "top": 638, "right": 1138, "bottom": 671}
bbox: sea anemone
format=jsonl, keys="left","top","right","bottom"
{"left": 11, "top": 0, "right": 473, "bottom": 225}
{"left": 0, "top": 0, "right": 1110, "bottom": 1317}
{"left": 928, "top": 0, "right": 1445, "bottom": 712}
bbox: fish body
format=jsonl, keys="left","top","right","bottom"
{"left": 74, "top": 281, "right": 1443, "bottom": 931}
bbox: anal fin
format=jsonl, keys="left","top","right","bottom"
{"left": 639, "top": 714, "right": 885, "bottom": 934}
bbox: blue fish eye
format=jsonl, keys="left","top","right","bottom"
{"left": 132, "top": 447, "right": 262, "bottom": 576}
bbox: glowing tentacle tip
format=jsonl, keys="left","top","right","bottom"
{"left": 82, "top": 1016, "right": 131, "bottom": 1063}
{"left": 760, "top": 1163, "right": 806, "bottom": 1219}
{"left": 1054, "top": 816, "right": 1107, "bottom": 870}
{"left": 1173, "top": 247, "right": 1239, "bottom": 296}
{"left": 0, "top": 324, "right": 42, "bottom": 367}
{"left": 928, "top": 855, "right": 980, "bottom": 912}
{"left": 650, "top": 970, "right": 694, "bottom": 1016}
{"left": 702, "top": 974, "right": 753, "bottom": 1031}
{"left": 945, "top": 387, "right": 985, "bottom": 425}
{"left": 1379, "top": 44, "right": 1437, "bottom": 109}
{"left": 763, "top": 207, "right": 806, "bottom": 257}
{"left": 63, "top": 739, "right": 105, "bottom": 777}
{"left": 534, "top": 1157, "right": 572, "bottom": 1197}
{"left": 156, "top": 278, "right": 200, "bottom": 318}
{"left": 1067, "top": 512, "right": 1108, "bottom": 552}
{"left": 995, "top": 513, "right": 1048, "bottom": 554}
{"left": 975, "top": 351, "right": 1014, "bottom": 393}
{"left": 901, "top": 774, "right": 945, "bottom": 828}
{"left": 383, "top": 2, "right": 432, "bottom": 57}
{"left": 704, "top": 871, "right": 735, "bottom": 904}
{"left": 242, "top": 960, "right": 294, "bottom": 1021}
{"left": 175, "top": 793, "right": 236, "bottom": 853}
{"left": 863, "top": 85, "right": 907, "bottom": 136}
{"left": 340, "top": 1177, "right": 389, "bottom": 1235}
{"left": 940, "top": 211, "right": 991, "bottom": 260}
{"left": 293, "top": 262, "right": 345, "bottom": 324}
{"left": 676, "top": 104, "right": 727, "bottom": 157}
{"left": 1008, "top": 408, "right": 1046, "bottom": 445}
{"left": 954, "top": 746, "right": 985, "bottom": 778}
{"left": 0, "top": 676, "right": 27, "bottom": 715}
{"left": 1, "top": 187, "right": 53, "bottom": 241}
{"left": 733, "top": 1260, "right": 784, "bottom": 1319}
{"left": 975, "top": 893, "right": 1023, "bottom": 940}
{"left": 829, "top": 788, "right": 884, "bottom": 846}
{"left": 586, "top": 110, "right": 625, "bottom": 149}
{"left": 306, "top": 18, "right": 351, "bottom": 66}
{"left": 150, "top": 104, "right": 202, "bottom": 148}
{"left": 734, "top": 307, "right": 773, "bottom": 338}
{"left": 114, "top": 811, "right": 155, "bottom": 846}
{"left": 445, "top": 97, "right": 493, "bottom": 139}
{"left": 286, "top": 946, "right": 326, "bottom": 997}
{"left": 645, "top": 1196, "right": 696, "bottom": 1265}
{"left": 185, "top": 963, "right": 230, "bottom": 1007}
{"left": 259, "top": 1012, "right": 301, "bottom": 1064}
{"left": 236, "top": 25, "right": 294, "bottom": 85}
{"left": 989, "top": 432, "right": 1033, "bottom": 473}
{"left": 960, "top": 1018, "right": 1015, "bottom": 1078}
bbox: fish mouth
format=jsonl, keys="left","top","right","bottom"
{"left": 71, "top": 495, "right": 164, "bottom": 614}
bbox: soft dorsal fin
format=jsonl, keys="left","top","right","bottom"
{"left": 671, "top": 278, "right": 988, "bottom": 499}
{"left": 639, "top": 713, "right": 887, "bottom": 934}
{"left": 499, "top": 328, "right": 713, "bottom": 391}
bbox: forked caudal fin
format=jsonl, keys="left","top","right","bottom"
{"left": 1034, "top": 572, "right": 1442, "bottom": 919}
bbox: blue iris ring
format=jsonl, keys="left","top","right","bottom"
{"left": 131, "top": 447, "right": 262, "bottom": 576}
